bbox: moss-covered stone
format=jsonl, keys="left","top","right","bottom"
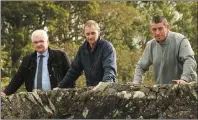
{"left": 1, "top": 82, "right": 198, "bottom": 119}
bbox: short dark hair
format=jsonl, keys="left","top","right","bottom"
{"left": 150, "top": 15, "right": 169, "bottom": 25}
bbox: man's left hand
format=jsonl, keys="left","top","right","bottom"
{"left": 172, "top": 79, "right": 187, "bottom": 84}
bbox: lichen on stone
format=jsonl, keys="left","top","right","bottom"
{"left": 82, "top": 107, "right": 89, "bottom": 118}
{"left": 133, "top": 91, "right": 145, "bottom": 99}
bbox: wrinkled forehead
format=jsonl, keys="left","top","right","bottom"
{"left": 85, "top": 24, "right": 96, "bottom": 29}
{"left": 32, "top": 35, "right": 43, "bottom": 40}
{"left": 151, "top": 22, "right": 167, "bottom": 28}
{"left": 84, "top": 25, "right": 99, "bottom": 33}
{"left": 32, "top": 33, "right": 47, "bottom": 42}
{"left": 32, "top": 36, "right": 46, "bottom": 42}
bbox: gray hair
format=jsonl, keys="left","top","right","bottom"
{"left": 84, "top": 20, "right": 100, "bottom": 32}
{"left": 31, "top": 29, "right": 48, "bottom": 41}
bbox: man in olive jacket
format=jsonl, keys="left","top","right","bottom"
{"left": 1, "top": 30, "right": 74, "bottom": 96}
{"left": 56, "top": 20, "right": 117, "bottom": 88}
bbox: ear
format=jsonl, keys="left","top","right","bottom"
{"left": 166, "top": 24, "right": 170, "bottom": 30}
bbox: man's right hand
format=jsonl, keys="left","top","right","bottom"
{"left": 127, "top": 82, "right": 134, "bottom": 85}
{"left": 127, "top": 80, "right": 140, "bottom": 85}
{"left": 53, "top": 87, "right": 60, "bottom": 90}
{"left": 1, "top": 91, "right": 6, "bottom": 96}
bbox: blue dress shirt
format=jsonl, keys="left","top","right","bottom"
{"left": 33, "top": 50, "right": 51, "bottom": 90}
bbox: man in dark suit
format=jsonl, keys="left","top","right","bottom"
{"left": 1, "top": 29, "right": 75, "bottom": 96}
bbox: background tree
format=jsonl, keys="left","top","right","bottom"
{"left": 1, "top": 1, "right": 197, "bottom": 91}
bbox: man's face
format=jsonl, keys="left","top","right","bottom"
{"left": 151, "top": 22, "right": 170, "bottom": 41}
{"left": 84, "top": 25, "right": 99, "bottom": 45}
{"left": 32, "top": 35, "right": 49, "bottom": 54}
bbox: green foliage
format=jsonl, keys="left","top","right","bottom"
{"left": 116, "top": 44, "right": 141, "bottom": 84}
{"left": 1, "top": 77, "right": 10, "bottom": 91}
{"left": 1, "top": 1, "right": 197, "bottom": 92}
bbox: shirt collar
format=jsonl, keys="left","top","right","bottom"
{"left": 37, "top": 49, "right": 49, "bottom": 58}
{"left": 156, "top": 31, "right": 170, "bottom": 45}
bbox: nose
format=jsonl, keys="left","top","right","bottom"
{"left": 36, "top": 42, "right": 43, "bottom": 48}
{"left": 155, "top": 29, "right": 160, "bottom": 35}
{"left": 88, "top": 34, "right": 93, "bottom": 40}
{"left": 35, "top": 42, "right": 40, "bottom": 46}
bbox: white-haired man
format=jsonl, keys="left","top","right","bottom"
{"left": 1, "top": 29, "right": 74, "bottom": 96}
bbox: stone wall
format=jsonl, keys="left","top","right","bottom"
{"left": 1, "top": 82, "right": 198, "bottom": 119}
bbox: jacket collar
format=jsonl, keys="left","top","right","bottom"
{"left": 31, "top": 47, "right": 53, "bottom": 60}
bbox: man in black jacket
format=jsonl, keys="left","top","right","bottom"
{"left": 55, "top": 20, "right": 117, "bottom": 88}
{"left": 1, "top": 29, "right": 74, "bottom": 96}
